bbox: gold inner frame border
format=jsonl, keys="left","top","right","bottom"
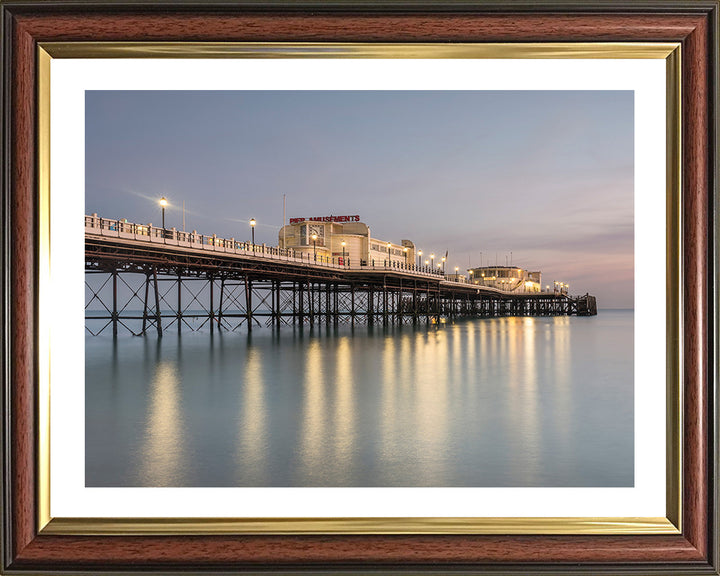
{"left": 36, "top": 41, "right": 682, "bottom": 536}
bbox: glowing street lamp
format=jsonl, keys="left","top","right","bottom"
{"left": 387, "top": 242, "right": 392, "bottom": 265}
{"left": 312, "top": 233, "right": 318, "bottom": 260}
{"left": 341, "top": 240, "right": 346, "bottom": 263}
{"left": 403, "top": 246, "right": 408, "bottom": 265}
{"left": 441, "top": 256, "right": 446, "bottom": 273}
{"left": 430, "top": 253, "right": 435, "bottom": 268}
{"left": 159, "top": 197, "right": 168, "bottom": 229}
{"left": 249, "top": 218, "right": 256, "bottom": 245}
{"left": 417, "top": 250, "right": 423, "bottom": 268}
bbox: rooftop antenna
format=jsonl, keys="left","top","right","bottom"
{"left": 282, "top": 194, "right": 286, "bottom": 248}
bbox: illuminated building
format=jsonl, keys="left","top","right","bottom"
{"left": 468, "top": 266, "right": 542, "bottom": 293}
{"left": 279, "top": 215, "right": 416, "bottom": 266}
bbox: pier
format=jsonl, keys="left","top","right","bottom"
{"left": 85, "top": 215, "right": 598, "bottom": 337}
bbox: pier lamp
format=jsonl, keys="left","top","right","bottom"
{"left": 341, "top": 240, "right": 346, "bottom": 263}
{"left": 442, "top": 256, "right": 446, "bottom": 273}
{"left": 469, "top": 270, "right": 474, "bottom": 283}
{"left": 312, "top": 233, "right": 318, "bottom": 260}
{"left": 387, "top": 242, "right": 392, "bottom": 264}
{"left": 418, "top": 250, "right": 422, "bottom": 267}
{"left": 249, "top": 218, "right": 256, "bottom": 245}
{"left": 159, "top": 197, "right": 168, "bottom": 229}
{"left": 424, "top": 260, "right": 429, "bottom": 268}
{"left": 403, "top": 246, "right": 408, "bottom": 265}
{"left": 455, "top": 266, "right": 459, "bottom": 275}
{"left": 430, "top": 253, "right": 435, "bottom": 268}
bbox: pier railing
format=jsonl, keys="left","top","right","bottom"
{"left": 85, "top": 215, "right": 562, "bottom": 296}
{"left": 84, "top": 215, "right": 453, "bottom": 279}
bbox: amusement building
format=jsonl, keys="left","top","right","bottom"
{"left": 279, "top": 215, "right": 416, "bottom": 268}
{"left": 278, "top": 215, "right": 560, "bottom": 295}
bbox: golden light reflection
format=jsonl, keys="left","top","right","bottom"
{"left": 379, "top": 334, "right": 400, "bottom": 473}
{"left": 411, "top": 329, "right": 449, "bottom": 484}
{"left": 519, "top": 317, "right": 541, "bottom": 479}
{"left": 236, "top": 345, "right": 267, "bottom": 482}
{"left": 331, "top": 337, "right": 356, "bottom": 483}
{"left": 550, "top": 316, "right": 573, "bottom": 442}
{"left": 299, "top": 339, "right": 327, "bottom": 482}
{"left": 140, "top": 361, "right": 184, "bottom": 485}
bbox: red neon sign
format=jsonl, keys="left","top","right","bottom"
{"left": 289, "top": 215, "right": 360, "bottom": 224}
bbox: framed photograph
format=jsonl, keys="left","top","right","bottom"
{"left": 1, "top": 1, "right": 717, "bottom": 574}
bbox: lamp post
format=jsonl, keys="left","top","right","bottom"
{"left": 430, "top": 253, "right": 435, "bottom": 269}
{"left": 417, "top": 250, "right": 422, "bottom": 268}
{"left": 469, "top": 269, "right": 474, "bottom": 283}
{"left": 403, "top": 246, "right": 408, "bottom": 266}
{"left": 424, "top": 260, "right": 429, "bottom": 270}
{"left": 249, "top": 218, "right": 256, "bottom": 245}
{"left": 341, "top": 240, "right": 346, "bottom": 264}
{"left": 312, "top": 233, "right": 317, "bottom": 261}
{"left": 442, "top": 256, "right": 446, "bottom": 273}
{"left": 387, "top": 242, "right": 392, "bottom": 266}
{"left": 159, "top": 197, "right": 168, "bottom": 230}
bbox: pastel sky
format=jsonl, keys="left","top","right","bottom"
{"left": 86, "top": 90, "right": 633, "bottom": 308}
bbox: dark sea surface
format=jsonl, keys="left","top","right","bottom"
{"left": 85, "top": 310, "right": 633, "bottom": 487}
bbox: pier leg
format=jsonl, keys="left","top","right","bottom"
{"left": 152, "top": 266, "right": 162, "bottom": 337}
{"left": 413, "top": 281, "right": 418, "bottom": 325}
{"left": 209, "top": 276, "right": 214, "bottom": 333}
{"left": 245, "top": 276, "right": 253, "bottom": 332}
{"left": 333, "top": 283, "right": 339, "bottom": 328}
{"left": 177, "top": 272, "right": 182, "bottom": 332}
{"left": 383, "top": 284, "right": 388, "bottom": 327}
{"left": 351, "top": 284, "right": 355, "bottom": 326}
{"left": 112, "top": 269, "right": 118, "bottom": 337}
{"left": 326, "top": 283, "right": 331, "bottom": 326}
{"left": 397, "top": 280, "right": 402, "bottom": 325}
{"left": 309, "top": 282, "right": 315, "bottom": 328}
{"left": 218, "top": 276, "right": 225, "bottom": 328}
{"left": 292, "top": 282, "right": 297, "bottom": 323}
{"left": 275, "top": 281, "right": 282, "bottom": 329}
{"left": 298, "top": 282, "right": 304, "bottom": 325}
{"left": 368, "top": 287, "right": 374, "bottom": 326}
{"left": 142, "top": 270, "right": 150, "bottom": 335}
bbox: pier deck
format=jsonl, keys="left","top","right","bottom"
{"left": 85, "top": 217, "right": 597, "bottom": 336}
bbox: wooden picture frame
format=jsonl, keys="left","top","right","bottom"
{"left": 1, "top": 0, "right": 717, "bottom": 573}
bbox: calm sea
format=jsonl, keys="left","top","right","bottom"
{"left": 85, "top": 310, "right": 633, "bottom": 487}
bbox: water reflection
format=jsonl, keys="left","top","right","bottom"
{"left": 235, "top": 341, "right": 267, "bottom": 484}
{"left": 139, "top": 356, "right": 184, "bottom": 485}
{"left": 86, "top": 312, "right": 634, "bottom": 487}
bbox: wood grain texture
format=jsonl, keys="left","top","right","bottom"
{"left": 681, "top": 11, "right": 710, "bottom": 559}
{"left": 10, "top": 17, "right": 37, "bottom": 560}
{"left": 13, "top": 12, "right": 705, "bottom": 42}
{"left": 9, "top": 533, "right": 708, "bottom": 567}
{"left": 4, "top": 3, "right": 716, "bottom": 573}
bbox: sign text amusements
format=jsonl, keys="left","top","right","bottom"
{"left": 289, "top": 215, "right": 360, "bottom": 224}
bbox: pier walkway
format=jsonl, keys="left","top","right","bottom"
{"left": 85, "top": 216, "right": 597, "bottom": 336}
